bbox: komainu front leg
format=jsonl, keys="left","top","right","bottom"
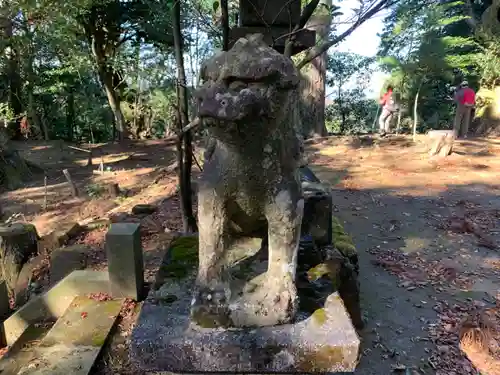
{"left": 264, "top": 190, "right": 304, "bottom": 323}
{"left": 190, "top": 188, "right": 231, "bottom": 328}
{"left": 230, "top": 189, "right": 304, "bottom": 327}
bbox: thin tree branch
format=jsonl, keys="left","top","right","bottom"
{"left": 272, "top": 0, "right": 299, "bottom": 25}
{"left": 284, "top": 0, "right": 320, "bottom": 57}
{"left": 178, "top": 117, "right": 201, "bottom": 137}
{"left": 221, "top": 0, "right": 229, "bottom": 50}
{"left": 296, "top": 0, "right": 392, "bottom": 69}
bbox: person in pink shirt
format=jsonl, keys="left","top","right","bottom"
{"left": 378, "top": 85, "right": 400, "bottom": 136}
{"left": 453, "top": 81, "right": 476, "bottom": 138}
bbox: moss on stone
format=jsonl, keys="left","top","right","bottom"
{"left": 91, "top": 332, "right": 108, "bottom": 347}
{"left": 161, "top": 235, "right": 199, "bottom": 279}
{"left": 298, "top": 346, "right": 345, "bottom": 371}
{"left": 311, "top": 308, "right": 327, "bottom": 326}
{"left": 335, "top": 241, "right": 357, "bottom": 258}
{"left": 331, "top": 216, "right": 342, "bottom": 227}
{"left": 331, "top": 216, "right": 357, "bottom": 258}
{"left": 333, "top": 233, "right": 353, "bottom": 245}
{"left": 306, "top": 263, "right": 333, "bottom": 282}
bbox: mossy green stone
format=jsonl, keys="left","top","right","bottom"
{"left": 335, "top": 241, "right": 357, "bottom": 258}
{"left": 333, "top": 233, "right": 354, "bottom": 245}
{"left": 331, "top": 216, "right": 357, "bottom": 257}
{"left": 311, "top": 308, "right": 327, "bottom": 326}
{"left": 162, "top": 236, "right": 199, "bottom": 279}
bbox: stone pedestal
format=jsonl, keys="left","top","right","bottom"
{"left": 105, "top": 223, "right": 144, "bottom": 301}
{"left": 131, "top": 280, "right": 359, "bottom": 373}
{"left": 131, "top": 232, "right": 361, "bottom": 373}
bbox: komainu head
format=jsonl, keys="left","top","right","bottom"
{"left": 194, "top": 34, "right": 299, "bottom": 126}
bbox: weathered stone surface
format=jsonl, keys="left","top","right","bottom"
{"left": 105, "top": 223, "right": 144, "bottom": 301}
{"left": 299, "top": 165, "right": 321, "bottom": 183}
{"left": 38, "top": 222, "right": 84, "bottom": 252}
{"left": 131, "top": 281, "right": 360, "bottom": 373}
{"left": 192, "top": 34, "right": 304, "bottom": 328}
{"left": 0, "top": 223, "right": 39, "bottom": 296}
{"left": 14, "top": 296, "right": 122, "bottom": 375}
{"left": 428, "top": 129, "right": 454, "bottom": 157}
{"left": 49, "top": 245, "right": 88, "bottom": 285}
{"left": 228, "top": 26, "right": 316, "bottom": 55}
{"left": 132, "top": 234, "right": 361, "bottom": 372}
{"left": 13, "top": 253, "right": 46, "bottom": 307}
{"left": 3, "top": 270, "right": 110, "bottom": 347}
{"left": 131, "top": 204, "right": 157, "bottom": 216}
{"left": 301, "top": 181, "right": 333, "bottom": 247}
{"left": 79, "top": 218, "right": 110, "bottom": 231}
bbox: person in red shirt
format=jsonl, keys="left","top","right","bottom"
{"left": 378, "top": 85, "right": 399, "bottom": 136}
{"left": 453, "top": 81, "right": 476, "bottom": 138}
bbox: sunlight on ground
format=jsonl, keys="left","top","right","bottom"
{"left": 309, "top": 136, "right": 500, "bottom": 197}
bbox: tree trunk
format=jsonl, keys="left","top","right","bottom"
{"left": 221, "top": 0, "right": 229, "bottom": 51}
{"left": 413, "top": 80, "right": 423, "bottom": 141}
{"left": 1, "top": 15, "right": 22, "bottom": 138}
{"left": 66, "top": 86, "right": 75, "bottom": 141}
{"left": 27, "top": 89, "right": 47, "bottom": 140}
{"left": 101, "top": 72, "right": 127, "bottom": 141}
{"left": 396, "top": 110, "right": 402, "bottom": 134}
{"left": 299, "top": 0, "right": 331, "bottom": 138}
{"left": 172, "top": 0, "right": 198, "bottom": 233}
{"left": 91, "top": 34, "right": 128, "bottom": 142}
{"left": 338, "top": 79, "right": 345, "bottom": 133}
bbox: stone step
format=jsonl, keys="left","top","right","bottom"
{"left": 10, "top": 296, "right": 123, "bottom": 375}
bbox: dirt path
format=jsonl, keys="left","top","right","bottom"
{"left": 6, "top": 136, "right": 499, "bottom": 374}
{"left": 309, "top": 135, "right": 500, "bottom": 374}
{"left": 1, "top": 139, "right": 181, "bottom": 235}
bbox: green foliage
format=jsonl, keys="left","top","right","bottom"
{"left": 162, "top": 235, "right": 199, "bottom": 279}
{"left": 377, "top": 0, "right": 498, "bottom": 133}
{"left": 326, "top": 52, "right": 377, "bottom": 134}
{"left": 325, "top": 92, "right": 379, "bottom": 134}
{"left": 0, "top": 0, "right": 216, "bottom": 143}
{"left": 85, "top": 183, "right": 105, "bottom": 198}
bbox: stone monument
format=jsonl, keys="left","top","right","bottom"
{"left": 191, "top": 33, "right": 304, "bottom": 328}
{"left": 130, "top": 35, "right": 361, "bottom": 373}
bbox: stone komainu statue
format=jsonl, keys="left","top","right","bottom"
{"left": 191, "top": 34, "right": 305, "bottom": 328}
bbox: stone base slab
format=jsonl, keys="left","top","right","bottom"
{"left": 130, "top": 276, "right": 360, "bottom": 373}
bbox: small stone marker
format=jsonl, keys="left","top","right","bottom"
{"left": 14, "top": 296, "right": 123, "bottom": 375}
{"left": 50, "top": 245, "right": 88, "bottom": 285}
{"left": 105, "top": 223, "right": 144, "bottom": 301}
{"left": 0, "top": 281, "right": 10, "bottom": 347}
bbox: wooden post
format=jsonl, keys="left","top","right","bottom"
{"left": 87, "top": 149, "right": 93, "bottom": 167}
{"left": 43, "top": 175, "right": 48, "bottom": 211}
{"left": 108, "top": 183, "right": 120, "bottom": 197}
{"left": 67, "top": 145, "right": 93, "bottom": 167}
{"left": 62, "top": 169, "right": 78, "bottom": 197}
